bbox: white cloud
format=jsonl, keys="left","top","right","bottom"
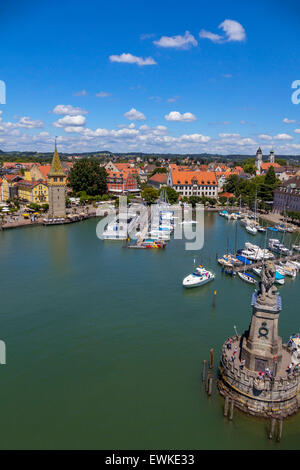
{"left": 123, "top": 108, "right": 146, "bottom": 121}
{"left": 165, "top": 111, "right": 197, "bottom": 122}
{"left": 95, "top": 91, "right": 112, "bottom": 98}
{"left": 53, "top": 104, "right": 88, "bottom": 115}
{"left": 64, "top": 126, "right": 86, "bottom": 133}
{"left": 219, "top": 133, "right": 240, "bottom": 138}
{"left": 199, "top": 30, "right": 223, "bottom": 43}
{"left": 15, "top": 116, "right": 44, "bottom": 129}
{"left": 179, "top": 133, "right": 210, "bottom": 143}
{"left": 258, "top": 134, "right": 273, "bottom": 141}
{"left": 53, "top": 114, "right": 86, "bottom": 128}
{"left": 273, "top": 133, "right": 293, "bottom": 140}
{"left": 153, "top": 31, "right": 198, "bottom": 49}
{"left": 200, "top": 19, "right": 246, "bottom": 43}
{"left": 109, "top": 53, "right": 156, "bottom": 66}
{"left": 283, "top": 118, "right": 296, "bottom": 123}
{"left": 294, "top": 129, "right": 300, "bottom": 133}
{"left": 219, "top": 19, "right": 246, "bottom": 42}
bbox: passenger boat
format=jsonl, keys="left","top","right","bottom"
{"left": 141, "top": 239, "right": 166, "bottom": 249}
{"left": 182, "top": 266, "right": 215, "bottom": 288}
{"left": 238, "top": 272, "right": 257, "bottom": 284}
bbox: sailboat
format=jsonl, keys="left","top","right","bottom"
{"left": 238, "top": 253, "right": 257, "bottom": 285}
{"left": 245, "top": 191, "right": 258, "bottom": 235}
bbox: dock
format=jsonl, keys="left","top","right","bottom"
{"left": 232, "top": 252, "right": 300, "bottom": 273}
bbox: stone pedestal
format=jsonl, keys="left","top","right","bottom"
{"left": 241, "top": 292, "right": 283, "bottom": 373}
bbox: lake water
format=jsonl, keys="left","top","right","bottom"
{"left": 0, "top": 213, "right": 299, "bottom": 449}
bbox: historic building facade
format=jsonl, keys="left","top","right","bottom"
{"left": 48, "top": 144, "right": 67, "bottom": 218}
{"left": 273, "top": 176, "right": 300, "bottom": 214}
{"left": 167, "top": 164, "right": 218, "bottom": 198}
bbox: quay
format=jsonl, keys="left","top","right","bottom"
{"left": 1, "top": 211, "right": 98, "bottom": 230}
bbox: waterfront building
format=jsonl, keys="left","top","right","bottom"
{"left": 1, "top": 174, "right": 23, "bottom": 201}
{"left": 167, "top": 164, "right": 218, "bottom": 198}
{"left": 106, "top": 170, "right": 140, "bottom": 195}
{"left": 148, "top": 172, "right": 168, "bottom": 189}
{"left": 273, "top": 176, "right": 300, "bottom": 214}
{"left": 218, "top": 261, "right": 300, "bottom": 418}
{"left": 17, "top": 180, "right": 48, "bottom": 203}
{"left": 48, "top": 143, "right": 67, "bottom": 218}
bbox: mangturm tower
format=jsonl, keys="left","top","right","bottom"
{"left": 218, "top": 261, "right": 300, "bottom": 418}
{"left": 48, "top": 142, "right": 66, "bottom": 219}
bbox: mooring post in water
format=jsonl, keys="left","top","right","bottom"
{"left": 212, "top": 290, "right": 217, "bottom": 308}
{"left": 277, "top": 420, "right": 283, "bottom": 442}
{"left": 269, "top": 418, "right": 276, "bottom": 440}
{"left": 229, "top": 399, "right": 234, "bottom": 420}
{"left": 208, "top": 376, "right": 213, "bottom": 396}
{"left": 224, "top": 396, "right": 229, "bottom": 417}
{"left": 209, "top": 348, "right": 214, "bottom": 369}
{"left": 202, "top": 359, "right": 207, "bottom": 382}
{"left": 206, "top": 373, "right": 210, "bottom": 393}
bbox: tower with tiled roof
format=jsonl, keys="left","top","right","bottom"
{"left": 269, "top": 149, "right": 275, "bottom": 164}
{"left": 255, "top": 147, "right": 263, "bottom": 174}
{"left": 48, "top": 141, "right": 66, "bottom": 218}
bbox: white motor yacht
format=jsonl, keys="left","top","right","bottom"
{"left": 182, "top": 266, "right": 215, "bottom": 288}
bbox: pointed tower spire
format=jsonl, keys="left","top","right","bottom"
{"left": 49, "top": 138, "right": 64, "bottom": 177}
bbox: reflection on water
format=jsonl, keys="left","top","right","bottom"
{"left": 0, "top": 214, "right": 299, "bottom": 449}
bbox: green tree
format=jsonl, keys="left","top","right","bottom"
{"left": 141, "top": 186, "right": 159, "bottom": 204}
{"left": 159, "top": 186, "right": 179, "bottom": 204}
{"left": 264, "top": 166, "right": 276, "bottom": 186}
{"left": 68, "top": 159, "right": 108, "bottom": 196}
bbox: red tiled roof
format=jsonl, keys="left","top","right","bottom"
{"left": 170, "top": 167, "right": 217, "bottom": 185}
{"left": 220, "top": 192, "right": 235, "bottom": 198}
{"left": 261, "top": 162, "right": 281, "bottom": 171}
{"left": 148, "top": 173, "right": 168, "bottom": 184}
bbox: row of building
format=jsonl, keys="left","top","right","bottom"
{"left": 1, "top": 148, "right": 300, "bottom": 214}
{"left": 0, "top": 160, "right": 72, "bottom": 204}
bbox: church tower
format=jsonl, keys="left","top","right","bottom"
{"left": 255, "top": 147, "right": 263, "bottom": 174}
{"left": 269, "top": 149, "right": 275, "bottom": 164}
{"left": 48, "top": 142, "right": 66, "bottom": 218}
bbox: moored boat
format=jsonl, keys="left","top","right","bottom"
{"left": 183, "top": 266, "right": 215, "bottom": 288}
{"left": 238, "top": 272, "right": 257, "bottom": 284}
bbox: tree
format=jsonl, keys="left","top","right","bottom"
{"left": 189, "top": 196, "right": 201, "bottom": 207}
{"left": 159, "top": 186, "right": 179, "bottom": 204}
{"left": 141, "top": 186, "right": 159, "bottom": 204}
{"left": 68, "top": 159, "right": 108, "bottom": 196}
{"left": 150, "top": 167, "right": 168, "bottom": 177}
{"left": 218, "top": 196, "right": 227, "bottom": 206}
{"left": 264, "top": 166, "right": 276, "bottom": 186}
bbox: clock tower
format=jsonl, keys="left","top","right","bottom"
{"left": 48, "top": 142, "right": 66, "bottom": 219}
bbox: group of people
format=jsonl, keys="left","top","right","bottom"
{"left": 286, "top": 362, "right": 299, "bottom": 375}
{"left": 257, "top": 367, "right": 273, "bottom": 380}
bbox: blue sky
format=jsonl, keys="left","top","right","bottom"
{"left": 1, "top": 0, "right": 300, "bottom": 154}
